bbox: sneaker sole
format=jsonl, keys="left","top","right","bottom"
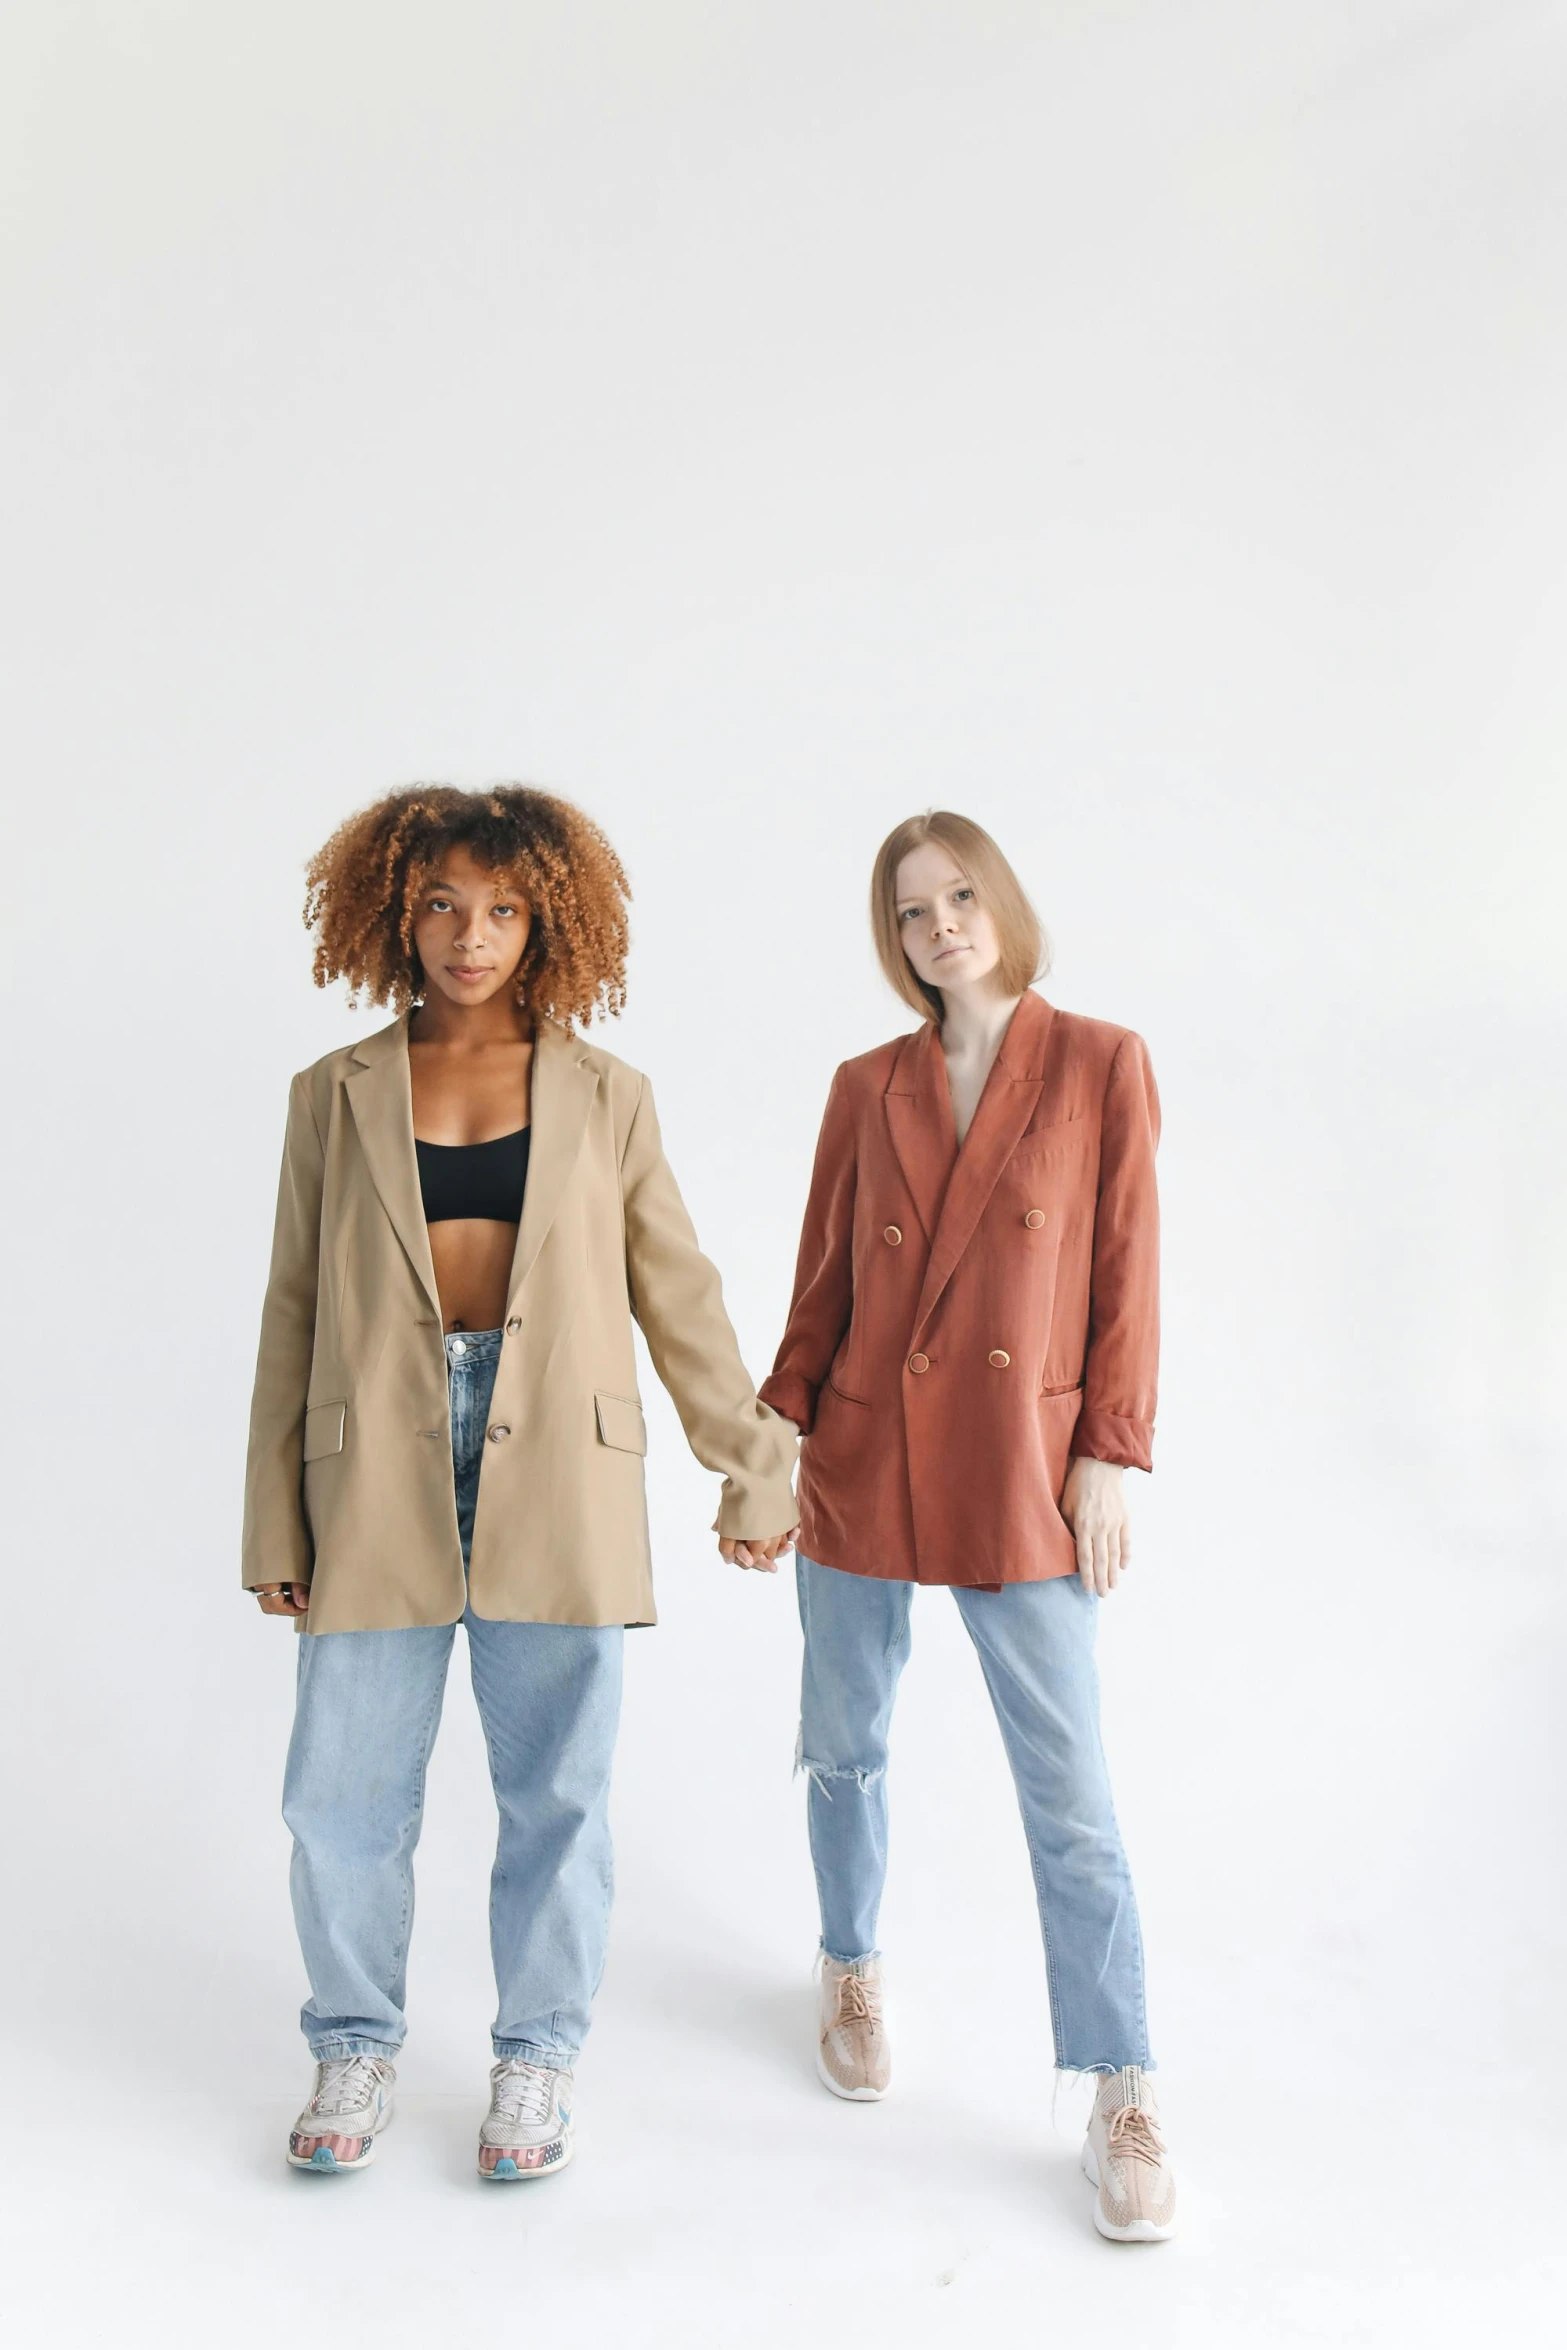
{"left": 478, "top": 2131, "right": 575, "bottom": 2182}
{"left": 814, "top": 2045, "right": 888, "bottom": 2103}
{"left": 1080, "top": 2139, "right": 1176, "bottom": 2241}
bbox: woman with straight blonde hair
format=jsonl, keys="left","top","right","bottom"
{"left": 760, "top": 810, "right": 1177, "bottom": 2242}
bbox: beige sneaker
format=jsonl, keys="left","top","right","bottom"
{"left": 1082, "top": 2066, "right": 1177, "bottom": 2240}
{"left": 816, "top": 1954, "right": 891, "bottom": 2101}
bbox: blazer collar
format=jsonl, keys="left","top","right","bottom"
{"left": 884, "top": 991, "right": 1056, "bottom": 1334}
{"left": 884, "top": 1022, "right": 953, "bottom": 1245}
{"left": 344, "top": 1016, "right": 439, "bottom": 1318}
{"left": 345, "top": 1012, "right": 600, "bottom": 1324}
{"left": 505, "top": 1021, "right": 599, "bottom": 1316}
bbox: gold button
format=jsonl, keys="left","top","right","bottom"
{"left": 1024, "top": 1209, "right": 1046, "bottom": 1229}
{"left": 506, "top": 1317, "right": 522, "bottom": 1333}
{"left": 988, "top": 1349, "right": 1011, "bottom": 1368}
{"left": 883, "top": 1224, "right": 902, "bottom": 1245}
{"left": 487, "top": 1424, "right": 511, "bottom": 1442}
{"left": 908, "top": 1352, "right": 929, "bottom": 1375}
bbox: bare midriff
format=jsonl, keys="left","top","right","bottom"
{"left": 409, "top": 1027, "right": 533, "bottom": 1333}
{"left": 429, "top": 1219, "right": 519, "bottom": 1334}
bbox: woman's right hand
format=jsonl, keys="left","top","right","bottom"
{"left": 710, "top": 1517, "right": 799, "bottom": 1572}
{"left": 1060, "top": 1455, "right": 1130, "bottom": 1596}
{"left": 253, "top": 1582, "right": 310, "bottom": 1616}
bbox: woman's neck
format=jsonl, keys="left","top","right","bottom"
{"left": 937, "top": 983, "right": 1023, "bottom": 1065}
{"left": 409, "top": 996, "right": 534, "bottom": 1050}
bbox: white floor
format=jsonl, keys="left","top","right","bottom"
{"left": 4, "top": 1496, "right": 1561, "bottom": 2348}
{"left": 2, "top": 1966, "right": 1553, "bottom": 2348}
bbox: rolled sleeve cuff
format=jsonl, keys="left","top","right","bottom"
{"left": 1071, "top": 1406, "right": 1154, "bottom": 1474}
{"left": 756, "top": 1370, "right": 819, "bottom": 1436}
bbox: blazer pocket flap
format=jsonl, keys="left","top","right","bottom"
{"left": 594, "top": 1392, "right": 648, "bottom": 1456}
{"left": 1008, "top": 1117, "right": 1091, "bottom": 1167}
{"left": 302, "top": 1400, "right": 346, "bottom": 1462}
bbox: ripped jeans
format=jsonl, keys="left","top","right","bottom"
{"left": 796, "top": 1554, "right": 1152, "bottom": 2074}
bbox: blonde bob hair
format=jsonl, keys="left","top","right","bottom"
{"left": 870, "top": 810, "right": 1049, "bottom": 1024}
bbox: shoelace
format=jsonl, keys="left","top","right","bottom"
{"left": 1047, "top": 2064, "right": 1169, "bottom": 2140}
{"left": 491, "top": 2061, "right": 557, "bottom": 2128}
{"left": 1106, "top": 2099, "right": 1167, "bottom": 2168}
{"left": 832, "top": 1971, "right": 883, "bottom": 2032}
{"left": 309, "top": 2056, "right": 385, "bottom": 2117}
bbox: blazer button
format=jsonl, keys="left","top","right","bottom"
{"left": 988, "top": 1349, "right": 1011, "bottom": 1369}
{"left": 883, "top": 1224, "right": 902, "bottom": 1246}
{"left": 1024, "top": 1209, "right": 1046, "bottom": 1229}
{"left": 506, "top": 1317, "right": 522, "bottom": 1333}
{"left": 908, "top": 1352, "right": 930, "bottom": 1375}
{"left": 487, "top": 1424, "right": 511, "bottom": 1442}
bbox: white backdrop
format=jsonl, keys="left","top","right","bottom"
{"left": 2, "top": 5, "right": 1563, "bottom": 2344}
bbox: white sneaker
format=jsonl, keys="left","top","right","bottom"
{"left": 287, "top": 2054, "right": 396, "bottom": 2172}
{"left": 1081, "top": 2065, "right": 1177, "bottom": 2240}
{"left": 478, "top": 2058, "right": 575, "bottom": 2180}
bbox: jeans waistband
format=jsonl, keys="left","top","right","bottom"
{"left": 444, "top": 1327, "right": 504, "bottom": 1369}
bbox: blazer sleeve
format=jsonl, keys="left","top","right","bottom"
{"left": 619, "top": 1075, "right": 799, "bottom": 1540}
{"left": 757, "top": 1063, "right": 857, "bottom": 1436}
{"left": 1073, "top": 1031, "right": 1160, "bottom": 1472}
{"left": 240, "top": 1072, "right": 325, "bottom": 1590}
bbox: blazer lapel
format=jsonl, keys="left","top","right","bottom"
{"left": 912, "top": 993, "right": 1055, "bottom": 1337}
{"left": 884, "top": 1023, "right": 952, "bottom": 1244}
{"left": 505, "top": 1020, "right": 599, "bottom": 1316}
{"left": 344, "top": 1014, "right": 442, "bottom": 1321}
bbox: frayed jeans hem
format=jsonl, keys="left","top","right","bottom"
{"left": 1055, "top": 2057, "right": 1157, "bottom": 2075}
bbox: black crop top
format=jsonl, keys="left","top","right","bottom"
{"left": 415, "top": 1128, "right": 531, "bottom": 1225}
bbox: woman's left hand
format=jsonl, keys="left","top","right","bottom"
{"left": 711, "top": 1520, "right": 799, "bottom": 1572}
{"left": 1060, "top": 1456, "right": 1131, "bottom": 1596}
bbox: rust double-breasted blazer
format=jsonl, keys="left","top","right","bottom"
{"left": 241, "top": 1013, "right": 799, "bottom": 1633}
{"left": 758, "top": 990, "right": 1159, "bottom": 1587}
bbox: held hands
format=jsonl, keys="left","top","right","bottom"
{"left": 253, "top": 1583, "right": 310, "bottom": 1616}
{"left": 1060, "top": 1455, "right": 1131, "bottom": 1596}
{"left": 254, "top": 1521, "right": 804, "bottom": 1608}
{"left": 711, "top": 1517, "right": 800, "bottom": 1573}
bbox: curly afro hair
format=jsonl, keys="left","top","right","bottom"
{"left": 304, "top": 785, "right": 631, "bottom": 1027}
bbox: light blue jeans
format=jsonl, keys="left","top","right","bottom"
{"left": 796, "top": 1554, "right": 1153, "bottom": 2073}
{"left": 283, "top": 1328, "right": 624, "bottom": 2067}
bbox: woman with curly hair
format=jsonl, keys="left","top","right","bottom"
{"left": 760, "top": 811, "right": 1177, "bottom": 2242}
{"left": 243, "top": 784, "right": 798, "bottom": 2183}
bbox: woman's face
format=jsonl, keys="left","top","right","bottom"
{"left": 411, "top": 845, "right": 533, "bottom": 1008}
{"left": 894, "top": 841, "right": 1003, "bottom": 997}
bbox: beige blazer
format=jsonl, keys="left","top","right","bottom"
{"left": 241, "top": 1013, "right": 799, "bottom": 1633}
